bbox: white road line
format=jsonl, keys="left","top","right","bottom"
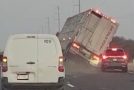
{"left": 128, "top": 71, "right": 134, "bottom": 74}
{"left": 67, "top": 83, "right": 75, "bottom": 88}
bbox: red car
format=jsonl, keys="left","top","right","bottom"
{"left": 101, "top": 48, "right": 128, "bottom": 72}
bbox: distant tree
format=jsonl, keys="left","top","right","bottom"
{"left": 110, "top": 36, "right": 134, "bottom": 62}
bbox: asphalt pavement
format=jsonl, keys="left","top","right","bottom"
{"left": 65, "top": 53, "right": 134, "bottom": 90}
{"left": 1, "top": 53, "right": 134, "bottom": 90}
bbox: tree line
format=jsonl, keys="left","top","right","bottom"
{"left": 110, "top": 36, "right": 134, "bottom": 62}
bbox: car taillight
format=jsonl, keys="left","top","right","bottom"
{"left": 2, "top": 56, "right": 8, "bottom": 72}
{"left": 112, "top": 48, "right": 117, "bottom": 51}
{"left": 58, "top": 56, "right": 64, "bottom": 72}
{"left": 102, "top": 55, "right": 107, "bottom": 59}
{"left": 122, "top": 55, "right": 127, "bottom": 59}
{"left": 72, "top": 43, "right": 80, "bottom": 49}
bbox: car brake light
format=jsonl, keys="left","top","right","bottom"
{"left": 102, "top": 55, "right": 107, "bottom": 59}
{"left": 2, "top": 56, "right": 8, "bottom": 72}
{"left": 58, "top": 56, "right": 64, "bottom": 72}
{"left": 112, "top": 48, "right": 117, "bottom": 51}
{"left": 123, "top": 55, "right": 127, "bottom": 59}
{"left": 72, "top": 43, "right": 80, "bottom": 49}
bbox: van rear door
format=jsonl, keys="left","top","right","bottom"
{"left": 37, "top": 38, "right": 59, "bottom": 83}
{"left": 8, "top": 38, "right": 38, "bottom": 82}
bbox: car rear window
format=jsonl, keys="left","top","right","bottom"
{"left": 105, "top": 49, "right": 125, "bottom": 56}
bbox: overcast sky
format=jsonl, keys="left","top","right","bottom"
{"left": 0, "top": 0, "right": 134, "bottom": 50}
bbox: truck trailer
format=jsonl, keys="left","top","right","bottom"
{"left": 58, "top": 8, "right": 119, "bottom": 59}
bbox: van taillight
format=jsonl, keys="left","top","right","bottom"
{"left": 58, "top": 56, "right": 64, "bottom": 72}
{"left": 58, "top": 66, "right": 64, "bottom": 72}
{"left": 2, "top": 56, "right": 8, "bottom": 72}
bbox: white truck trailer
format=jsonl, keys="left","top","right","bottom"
{"left": 58, "top": 8, "right": 119, "bottom": 59}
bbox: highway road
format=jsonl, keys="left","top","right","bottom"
{"left": 1, "top": 53, "right": 134, "bottom": 90}
{"left": 65, "top": 53, "right": 134, "bottom": 90}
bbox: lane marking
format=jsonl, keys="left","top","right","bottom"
{"left": 128, "top": 71, "right": 134, "bottom": 74}
{"left": 67, "top": 83, "right": 75, "bottom": 88}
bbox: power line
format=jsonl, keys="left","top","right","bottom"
{"left": 78, "top": 0, "right": 81, "bottom": 13}
{"left": 47, "top": 17, "right": 50, "bottom": 34}
{"left": 57, "top": 6, "right": 61, "bottom": 32}
{"left": 73, "top": 0, "right": 81, "bottom": 14}
{"left": 42, "top": 24, "right": 44, "bottom": 33}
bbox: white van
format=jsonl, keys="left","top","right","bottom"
{"left": 2, "top": 34, "right": 65, "bottom": 90}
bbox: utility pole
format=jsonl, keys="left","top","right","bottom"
{"left": 78, "top": 0, "right": 81, "bottom": 13}
{"left": 57, "top": 6, "right": 61, "bottom": 32}
{"left": 73, "top": 0, "right": 81, "bottom": 14}
{"left": 42, "top": 24, "right": 44, "bottom": 33}
{"left": 0, "top": 50, "right": 2, "bottom": 90}
{"left": 47, "top": 17, "right": 50, "bottom": 34}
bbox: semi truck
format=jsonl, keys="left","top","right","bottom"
{"left": 58, "top": 8, "right": 119, "bottom": 59}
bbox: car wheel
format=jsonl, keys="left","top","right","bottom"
{"left": 122, "top": 67, "right": 128, "bottom": 72}
{"left": 101, "top": 66, "right": 105, "bottom": 72}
